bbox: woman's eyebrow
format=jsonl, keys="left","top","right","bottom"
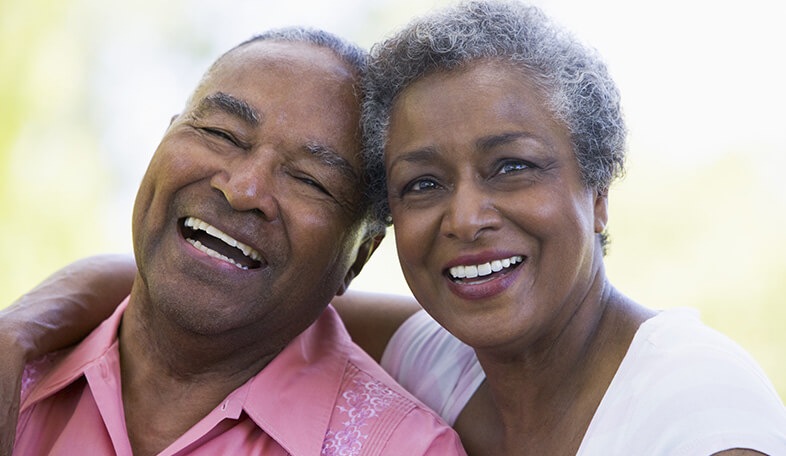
{"left": 387, "top": 146, "right": 438, "bottom": 169}
{"left": 476, "top": 132, "right": 534, "bottom": 151}
{"left": 193, "top": 91, "right": 261, "bottom": 127}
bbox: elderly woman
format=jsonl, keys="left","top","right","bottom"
{"left": 357, "top": 2, "right": 786, "bottom": 454}
{"left": 2, "top": 1, "right": 785, "bottom": 454}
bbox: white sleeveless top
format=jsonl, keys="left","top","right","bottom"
{"left": 381, "top": 308, "right": 786, "bottom": 454}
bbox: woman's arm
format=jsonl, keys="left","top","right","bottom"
{"left": 0, "top": 253, "right": 136, "bottom": 456}
{"left": 332, "top": 289, "right": 421, "bottom": 362}
{"left": 1, "top": 254, "right": 136, "bottom": 359}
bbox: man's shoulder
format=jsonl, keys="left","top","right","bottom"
{"left": 325, "top": 360, "right": 465, "bottom": 455}
{"left": 303, "top": 305, "right": 466, "bottom": 454}
{"left": 19, "top": 301, "right": 125, "bottom": 410}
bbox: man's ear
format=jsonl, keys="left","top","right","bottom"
{"left": 336, "top": 232, "right": 385, "bottom": 296}
{"left": 594, "top": 188, "right": 609, "bottom": 234}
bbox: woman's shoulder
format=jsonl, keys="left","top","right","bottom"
{"left": 613, "top": 307, "right": 783, "bottom": 408}
{"left": 630, "top": 308, "right": 777, "bottom": 381}
{"left": 579, "top": 307, "right": 786, "bottom": 455}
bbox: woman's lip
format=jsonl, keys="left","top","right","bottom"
{"left": 444, "top": 258, "right": 524, "bottom": 301}
{"left": 445, "top": 255, "right": 524, "bottom": 280}
{"left": 444, "top": 251, "right": 525, "bottom": 270}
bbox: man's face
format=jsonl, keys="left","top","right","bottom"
{"left": 131, "top": 40, "right": 373, "bottom": 339}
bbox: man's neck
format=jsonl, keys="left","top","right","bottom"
{"left": 124, "top": 301, "right": 283, "bottom": 372}
{"left": 116, "top": 293, "right": 286, "bottom": 456}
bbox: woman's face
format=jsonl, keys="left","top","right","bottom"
{"left": 385, "top": 60, "right": 608, "bottom": 352}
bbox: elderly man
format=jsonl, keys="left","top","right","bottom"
{"left": 9, "top": 28, "right": 464, "bottom": 455}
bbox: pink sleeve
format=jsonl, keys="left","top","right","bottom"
{"left": 376, "top": 406, "right": 467, "bottom": 456}
{"left": 20, "top": 353, "right": 59, "bottom": 405}
{"left": 16, "top": 353, "right": 59, "bottom": 445}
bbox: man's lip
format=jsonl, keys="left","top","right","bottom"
{"left": 179, "top": 216, "right": 264, "bottom": 270}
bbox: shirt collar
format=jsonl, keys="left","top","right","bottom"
{"left": 22, "top": 297, "right": 129, "bottom": 409}
{"left": 241, "top": 304, "right": 350, "bottom": 455}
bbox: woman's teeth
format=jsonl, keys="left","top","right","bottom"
{"left": 449, "top": 255, "right": 523, "bottom": 280}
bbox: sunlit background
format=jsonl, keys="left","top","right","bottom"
{"left": 2, "top": 0, "right": 784, "bottom": 398}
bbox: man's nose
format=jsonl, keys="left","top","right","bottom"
{"left": 210, "top": 156, "right": 280, "bottom": 221}
{"left": 440, "top": 182, "right": 501, "bottom": 242}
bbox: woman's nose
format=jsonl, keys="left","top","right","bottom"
{"left": 440, "top": 182, "right": 501, "bottom": 242}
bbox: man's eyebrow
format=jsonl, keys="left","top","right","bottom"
{"left": 193, "top": 92, "right": 261, "bottom": 126}
{"left": 304, "top": 142, "right": 359, "bottom": 182}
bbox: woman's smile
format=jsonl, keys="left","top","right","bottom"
{"left": 444, "top": 254, "right": 525, "bottom": 301}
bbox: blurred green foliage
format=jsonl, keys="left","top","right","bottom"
{"left": 605, "top": 148, "right": 786, "bottom": 400}
{"left": 1, "top": 0, "right": 108, "bottom": 303}
{"left": 1, "top": 0, "right": 784, "bottom": 403}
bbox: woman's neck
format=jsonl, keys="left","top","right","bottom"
{"left": 468, "top": 280, "right": 654, "bottom": 455}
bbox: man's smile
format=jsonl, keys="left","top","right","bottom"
{"left": 180, "top": 216, "right": 262, "bottom": 270}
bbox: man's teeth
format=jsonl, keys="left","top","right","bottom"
{"left": 184, "top": 216, "right": 262, "bottom": 264}
{"left": 449, "top": 255, "right": 523, "bottom": 280}
{"left": 187, "top": 239, "right": 250, "bottom": 270}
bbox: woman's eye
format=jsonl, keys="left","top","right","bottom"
{"left": 403, "top": 177, "right": 440, "bottom": 195}
{"left": 497, "top": 160, "right": 532, "bottom": 175}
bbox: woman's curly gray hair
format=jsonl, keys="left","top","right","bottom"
{"left": 361, "top": 0, "right": 626, "bottom": 246}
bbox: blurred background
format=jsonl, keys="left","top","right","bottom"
{"left": 1, "top": 0, "right": 784, "bottom": 398}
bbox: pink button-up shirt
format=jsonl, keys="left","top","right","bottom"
{"left": 16, "top": 298, "right": 465, "bottom": 455}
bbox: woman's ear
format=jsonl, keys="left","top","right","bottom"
{"left": 594, "top": 188, "right": 609, "bottom": 234}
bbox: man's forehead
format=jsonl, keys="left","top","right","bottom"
{"left": 192, "top": 40, "right": 360, "bottom": 114}
{"left": 218, "top": 40, "right": 357, "bottom": 82}
{"left": 185, "top": 39, "right": 363, "bottom": 160}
